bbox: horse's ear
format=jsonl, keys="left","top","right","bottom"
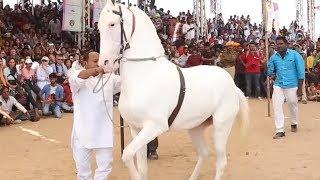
{"left": 106, "top": 0, "right": 115, "bottom": 8}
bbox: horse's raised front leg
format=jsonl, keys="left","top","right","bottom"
{"left": 123, "top": 122, "right": 167, "bottom": 180}
{"left": 188, "top": 122, "right": 210, "bottom": 180}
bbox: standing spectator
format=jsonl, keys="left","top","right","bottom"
{"left": 306, "top": 50, "right": 316, "bottom": 72}
{"left": 37, "top": 56, "right": 53, "bottom": 90}
{"left": 48, "top": 17, "right": 62, "bottom": 37}
{"left": 268, "top": 36, "right": 305, "bottom": 139}
{"left": 241, "top": 42, "right": 262, "bottom": 99}
{"left": 182, "top": 17, "right": 195, "bottom": 43}
{"left": 235, "top": 43, "right": 248, "bottom": 93}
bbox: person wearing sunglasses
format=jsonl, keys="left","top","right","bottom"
{"left": 37, "top": 56, "right": 53, "bottom": 90}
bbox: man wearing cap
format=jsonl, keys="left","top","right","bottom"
{"left": 21, "top": 58, "right": 41, "bottom": 111}
{"left": 69, "top": 51, "right": 120, "bottom": 180}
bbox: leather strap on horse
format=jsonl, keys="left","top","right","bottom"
{"left": 168, "top": 67, "right": 186, "bottom": 127}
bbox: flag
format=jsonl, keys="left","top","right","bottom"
{"left": 266, "top": 1, "right": 280, "bottom": 33}
{"left": 62, "top": 0, "right": 83, "bottom": 32}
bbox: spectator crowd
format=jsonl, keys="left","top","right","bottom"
{"left": 0, "top": 1, "right": 319, "bottom": 126}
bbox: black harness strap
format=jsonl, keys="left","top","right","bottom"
{"left": 168, "top": 67, "right": 186, "bottom": 127}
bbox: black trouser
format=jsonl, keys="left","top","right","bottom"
{"left": 22, "top": 81, "right": 41, "bottom": 109}
{"left": 234, "top": 73, "right": 246, "bottom": 93}
{"left": 259, "top": 72, "right": 268, "bottom": 98}
{"left": 147, "top": 137, "right": 158, "bottom": 154}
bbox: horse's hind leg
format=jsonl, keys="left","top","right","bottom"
{"left": 188, "top": 121, "right": 211, "bottom": 180}
{"left": 213, "top": 108, "right": 237, "bottom": 180}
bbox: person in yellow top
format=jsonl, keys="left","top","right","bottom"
{"left": 306, "top": 50, "right": 316, "bottom": 72}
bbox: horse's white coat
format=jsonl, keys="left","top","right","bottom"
{"left": 98, "top": 1, "right": 249, "bottom": 180}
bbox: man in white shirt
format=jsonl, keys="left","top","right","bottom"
{"left": 69, "top": 51, "right": 121, "bottom": 180}
{"left": 182, "top": 17, "right": 196, "bottom": 42}
{"left": 37, "top": 56, "right": 53, "bottom": 90}
{"left": 0, "top": 86, "right": 30, "bottom": 124}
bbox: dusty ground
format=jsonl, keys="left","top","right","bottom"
{"left": 0, "top": 100, "right": 320, "bottom": 180}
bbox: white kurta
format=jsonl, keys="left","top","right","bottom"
{"left": 69, "top": 70, "right": 121, "bottom": 149}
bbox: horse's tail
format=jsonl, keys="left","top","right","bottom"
{"left": 236, "top": 87, "right": 249, "bottom": 135}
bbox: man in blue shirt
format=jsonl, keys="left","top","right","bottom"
{"left": 268, "top": 36, "right": 305, "bottom": 139}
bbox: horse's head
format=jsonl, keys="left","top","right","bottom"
{"left": 98, "top": 1, "right": 165, "bottom": 70}
{"left": 98, "top": 1, "right": 133, "bottom": 68}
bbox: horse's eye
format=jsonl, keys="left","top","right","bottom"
{"left": 110, "top": 24, "right": 115, "bottom": 27}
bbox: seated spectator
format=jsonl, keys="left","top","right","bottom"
{"left": 62, "top": 79, "right": 73, "bottom": 107}
{"left": 51, "top": 54, "right": 68, "bottom": 84}
{"left": 0, "top": 59, "right": 7, "bottom": 87}
{"left": 307, "top": 83, "right": 320, "bottom": 101}
{"left": 0, "top": 86, "right": 31, "bottom": 123}
{"left": 186, "top": 48, "right": 203, "bottom": 67}
{"left": 0, "top": 105, "right": 15, "bottom": 126}
{"left": 4, "top": 58, "right": 19, "bottom": 89}
{"left": 40, "top": 73, "right": 72, "bottom": 118}
{"left": 65, "top": 58, "right": 72, "bottom": 70}
{"left": 20, "top": 58, "right": 41, "bottom": 107}
{"left": 15, "top": 93, "right": 41, "bottom": 121}
{"left": 37, "top": 56, "right": 53, "bottom": 90}
{"left": 177, "top": 47, "right": 190, "bottom": 67}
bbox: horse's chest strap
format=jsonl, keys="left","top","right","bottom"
{"left": 168, "top": 67, "right": 186, "bottom": 127}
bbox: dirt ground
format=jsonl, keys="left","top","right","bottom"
{"left": 0, "top": 100, "right": 320, "bottom": 180}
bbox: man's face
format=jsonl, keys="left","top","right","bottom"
{"left": 316, "top": 42, "right": 320, "bottom": 52}
{"left": 0, "top": 51, "right": 5, "bottom": 58}
{"left": 276, "top": 39, "right": 287, "bottom": 53}
{"left": 249, "top": 44, "right": 256, "bottom": 51}
{"left": 50, "top": 77, "right": 57, "bottom": 84}
{"left": 1, "top": 88, "right": 9, "bottom": 99}
{"left": 10, "top": 49, "right": 16, "bottom": 56}
{"left": 26, "top": 62, "right": 32, "bottom": 68}
{"left": 86, "top": 52, "right": 99, "bottom": 69}
{"left": 56, "top": 56, "right": 64, "bottom": 64}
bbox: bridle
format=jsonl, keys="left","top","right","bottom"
{"left": 94, "top": 4, "right": 164, "bottom": 93}
{"left": 110, "top": 5, "right": 136, "bottom": 64}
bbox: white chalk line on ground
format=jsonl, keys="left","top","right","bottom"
{"left": 17, "top": 126, "right": 61, "bottom": 144}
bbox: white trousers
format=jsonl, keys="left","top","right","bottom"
{"left": 72, "top": 136, "right": 113, "bottom": 180}
{"left": 272, "top": 86, "right": 299, "bottom": 132}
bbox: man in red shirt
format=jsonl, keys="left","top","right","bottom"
{"left": 241, "top": 42, "right": 262, "bottom": 99}
{"left": 186, "top": 48, "right": 203, "bottom": 67}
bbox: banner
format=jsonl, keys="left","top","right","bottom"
{"left": 62, "top": 0, "right": 83, "bottom": 32}
{"left": 266, "top": 1, "right": 280, "bottom": 33}
{"left": 93, "top": 0, "right": 108, "bottom": 25}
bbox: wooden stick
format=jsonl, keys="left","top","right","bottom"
{"left": 120, "top": 116, "right": 125, "bottom": 155}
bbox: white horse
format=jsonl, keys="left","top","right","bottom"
{"left": 98, "top": 1, "right": 249, "bottom": 180}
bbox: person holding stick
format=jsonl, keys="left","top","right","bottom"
{"left": 268, "top": 36, "right": 305, "bottom": 139}
{"left": 69, "top": 51, "right": 121, "bottom": 180}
